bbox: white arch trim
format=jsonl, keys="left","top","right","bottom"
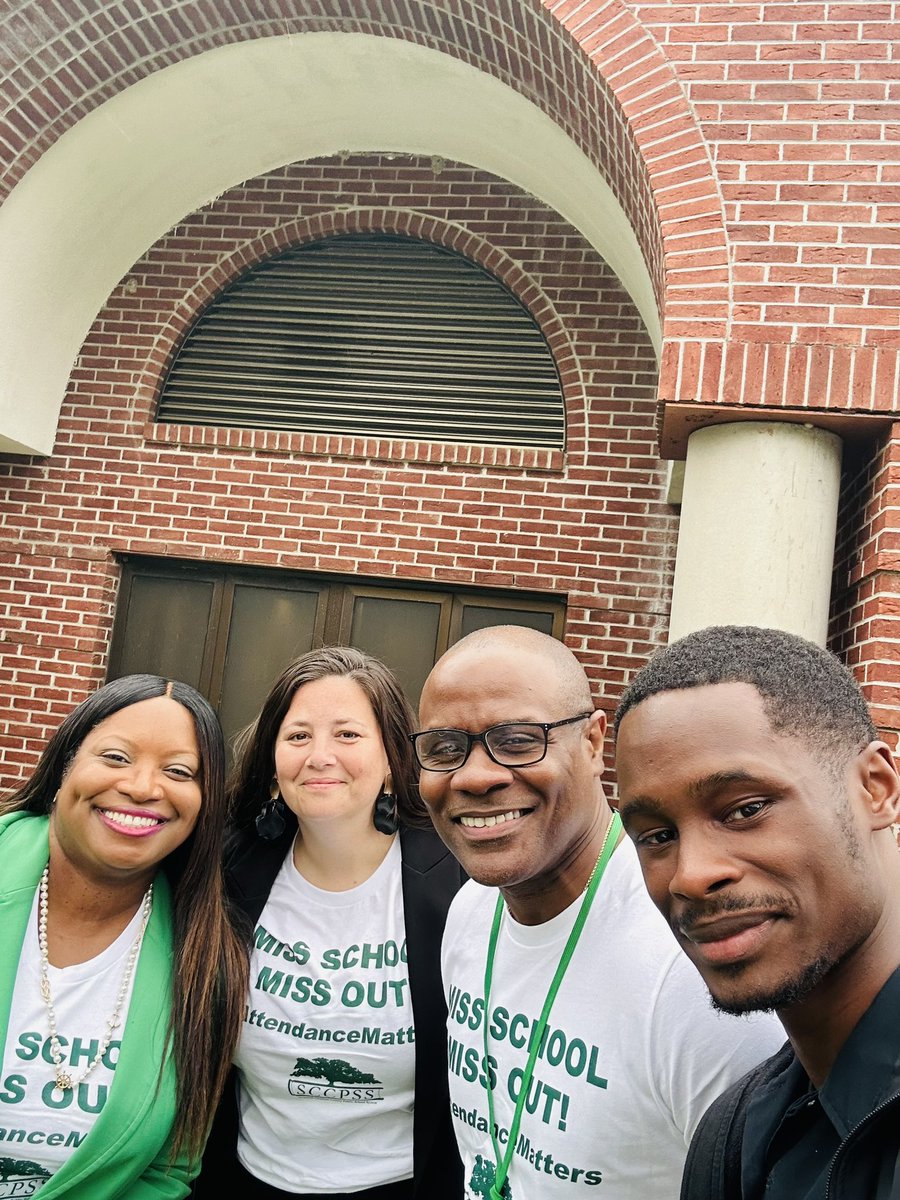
{"left": 0, "top": 32, "right": 660, "bottom": 455}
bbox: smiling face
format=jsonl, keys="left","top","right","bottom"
{"left": 51, "top": 696, "right": 203, "bottom": 887}
{"left": 418, "top": 642, "right": 606, "bottom": 920}
{"left": 274, "top": 675, "right": 390, "bottom": 830}
{"left": 616, "top": 681, "right": 899, "bottom": 1016}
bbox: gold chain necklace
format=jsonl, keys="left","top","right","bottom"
{"left": 37, "top": 864, "right": 153, "bottom": 1092}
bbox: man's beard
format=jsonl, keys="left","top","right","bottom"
{"left": 706, "top": 951, "right": 839, "bottom": 1016}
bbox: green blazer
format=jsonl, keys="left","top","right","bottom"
{"left": 0, "top": 811, "right": 194, "bottom": 1198}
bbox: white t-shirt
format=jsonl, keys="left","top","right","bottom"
{"left": 442, "top": 838, "right": 785, "bottom": 1200}
{"left": 0, "top": 888, "right": 144, "bottom": 1193}
{"left": 235, "top": 836, "right": 415, "bottom": 1193}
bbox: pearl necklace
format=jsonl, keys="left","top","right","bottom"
{"left": 37, "top": 864, "right": 154, "bottom": 1092}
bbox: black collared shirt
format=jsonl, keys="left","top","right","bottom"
{"left": 741, "top": 967, "right": 900, "bottom": 1200}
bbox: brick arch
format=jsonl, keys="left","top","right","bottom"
{"left": 4, "top": 0, "right": 727, "bottom": 347}
{"left": 137, "top": 204, "right": 586, "bottom": 448}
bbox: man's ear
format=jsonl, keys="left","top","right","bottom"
{"left": 856, "top": 741, "right": 900, "bottom": 830}
{"left": 587, "top": 709, "right": 607, "bottom": 772}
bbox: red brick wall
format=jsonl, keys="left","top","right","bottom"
{"left": 643, "top": 1, "right": 900, "bottom": 408}
{"left": 831, "top": 425, "right": 900, "bottom": 746}
{"left": 6, "top": 1, "right": 900, "bottom": 398}
{"left": 0, "top": 155, "right": 673, "bottom": 786}
{"left": 3, "top": 0, "right": 900, "bottom": 759}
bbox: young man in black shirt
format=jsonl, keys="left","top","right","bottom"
{"left": 615, "top": 625, "right": 900, "bottom": 1200}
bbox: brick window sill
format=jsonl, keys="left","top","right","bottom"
{"left": 143, "top": 422, "right": 565, "bottom": 472}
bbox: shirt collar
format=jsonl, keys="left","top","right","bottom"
{"left": 818, "top": 964, "right": 900, "bottom": 1136}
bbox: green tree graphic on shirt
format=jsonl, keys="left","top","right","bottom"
{"left": 0, "top": 1156, "right": 50, "bottom": 1180}
{"left": 291, "top": 1056, "right": 378, "bottom": 1085}
{"left": 468, "top": 1154, "right": 513, "bottom": 1199}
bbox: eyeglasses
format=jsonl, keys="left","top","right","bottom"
{"left": 411, "top": 712, "right": 592, "bottom": 772}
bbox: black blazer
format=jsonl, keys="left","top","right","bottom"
{"left": 194, "top": 822, "right": 465, "bottom": 1198}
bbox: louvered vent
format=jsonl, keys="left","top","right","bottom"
{"left": 156, "top": 235, "right": 564, "bottom": 448}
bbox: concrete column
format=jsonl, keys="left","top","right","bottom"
{"left": 668, "top": 421, "right": 843, "bottom": 646}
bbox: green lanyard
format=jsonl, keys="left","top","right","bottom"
{"left": 481, "top": 811, "right": 623, "bottom": 1200}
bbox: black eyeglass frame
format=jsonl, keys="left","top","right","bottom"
{"left": 410, "top": 711, "right": 593, "bottom": 772}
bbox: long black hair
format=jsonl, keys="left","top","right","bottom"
{"left": 2, "top": 674, "right": 248, "bottom": 1159}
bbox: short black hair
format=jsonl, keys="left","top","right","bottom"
{"left": 614, "top": 625, "right": 876, "bottom": 757}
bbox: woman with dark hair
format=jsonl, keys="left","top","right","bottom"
{"left": 0, "top": 674, "right": 248, "bottom": 1198}
{"left": 195, "top": 647, "right": 465, "bottom": 1200}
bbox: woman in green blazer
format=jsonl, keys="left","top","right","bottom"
{"left": 0, "top": 675, "right": 247, "bottom": 1198}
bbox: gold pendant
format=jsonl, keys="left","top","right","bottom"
{"left": 55, "top": 1070, "right": 73, "bottom": 1091}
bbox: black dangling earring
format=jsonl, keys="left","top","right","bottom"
{"left": 373, "top": 788, "right": 399, "bottom": 835}
{"left": 256, "top": 780, "right": 287, "bottom": 840}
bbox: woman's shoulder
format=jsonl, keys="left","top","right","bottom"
{"left": 0, "top": 809, "right": 48, "bottom": 844}
{"left": 399, "top": 823, "right": 466, "bottom": 880}
{"left": 0, "top": 812, "right": 50, "bottom": 895}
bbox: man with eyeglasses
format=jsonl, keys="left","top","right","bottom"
{"left": 415, "top": 626, "right": 781, "bottom": 1200}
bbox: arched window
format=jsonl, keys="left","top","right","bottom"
{"left": 156, "top": 234, "right": 564, "bottom": 448}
